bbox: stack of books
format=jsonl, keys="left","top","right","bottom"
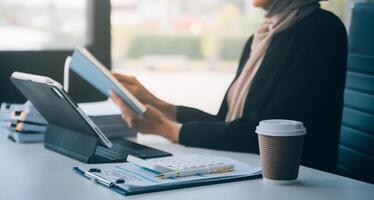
{"left": 0, "top": 101, "right": 47, "bottom": 143}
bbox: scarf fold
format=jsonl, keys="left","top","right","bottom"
{"left": 225, "top": 0, "right": 323, "bottom": 122}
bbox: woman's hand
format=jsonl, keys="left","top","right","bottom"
{"left": 112, "top": 72, "right": 156, "bottom": 105}
{"left": 112, "top": 72, "right": 177, "bottom": 121}
{"left": 110, "top": 91, "right": 181, "bottom": 143}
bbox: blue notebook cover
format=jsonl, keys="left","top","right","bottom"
{"left": 69, "top": 48, "right": 145, "bottom": 116}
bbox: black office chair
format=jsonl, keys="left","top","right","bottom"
{"left": 337, "top": 3, "right": 374, "bottom": 184}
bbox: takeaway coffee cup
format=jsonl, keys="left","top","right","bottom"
{"left": 256, "top": 119, "right": 306, "bottom": 185}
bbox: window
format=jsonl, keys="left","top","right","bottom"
{"left": 111, "top": 0, "right": 263, "bottom": 112}
{"left": 0, "top": 0, "right": 111, "bottom": 103}
{"left": 111, "top": 0, "right": 263, "bottom": 71}
{"left": 111, "top": 0, "right": 354, "bottom": 113}
{"left": 321, "top": 0, "right": 352, "bottom": 23}
{"left": 0, "top": 0, "right": 87, "bottom": 50}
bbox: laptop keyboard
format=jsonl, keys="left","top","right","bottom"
{"left": 110, "top": 139, "right": 172, "bottom": 159}
{"left": 95, "top": 146, "right": 126, "bottom": 161}
{"left": 94, "top": 139, "right": 172, "bottom": 161}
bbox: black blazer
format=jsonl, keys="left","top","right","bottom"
{"left": 176, "top": 8, "right": 347, "bottom": 173}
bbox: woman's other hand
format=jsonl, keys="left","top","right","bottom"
{"left": 110, "top": 91, "right": 181, "bottom": 143}
{"left": 112, "top": 72, "right": 157, "bottom": 105}
{"left": 112, "top": 72, "right": 177, "bottom": 121}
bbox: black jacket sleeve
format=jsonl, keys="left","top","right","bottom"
{"left": 176, "top": 106, "right": 216, "bottom": 123}
{"left": 178, "top": 14, "right": 347, "bottom": 155}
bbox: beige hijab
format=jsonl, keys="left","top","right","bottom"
{"left": 225, "top": 0, "right": 324, "bottom": 122}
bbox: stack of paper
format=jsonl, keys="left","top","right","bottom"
{"left": 0, "top": 101, "right": 46, "bottom": 143}
{"left": 78, "top": 100, "right": 137, "bottom": 138}
{"left": 0, "top": 100, "right": 137, "bottom": 143}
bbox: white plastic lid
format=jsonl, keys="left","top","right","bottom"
{"left": 255, "top": 119, "right": 306, "bottom": 137}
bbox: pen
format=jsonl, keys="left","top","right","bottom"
{"left": 155, "top": 165, "right": 234, "bottom": 179}
{"left": 84, "top": 171, "right": 115, "bottom": 187}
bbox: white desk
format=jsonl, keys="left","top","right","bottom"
{"left": 0, "top": 133, "right": 373, "bottom": 200}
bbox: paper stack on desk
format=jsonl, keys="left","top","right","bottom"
{"left": 0, "top": 101, "right": 47, "bottom": 143}
{"left": 0, "top": 100, "right": 136, "bottom": 142}
{"left": 78, "top": 100, "right": 137, "bottom": 138}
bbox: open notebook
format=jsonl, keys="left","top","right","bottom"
{"left": 74, "top": 155, "right": 262, "bottom": 195}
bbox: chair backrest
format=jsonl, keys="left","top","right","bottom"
{"left": 337, "top": 3, "right": 374, "bottom": 184}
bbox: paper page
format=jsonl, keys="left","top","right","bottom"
{"left": 78, "top": 100, "right": 121, "bottom": 116}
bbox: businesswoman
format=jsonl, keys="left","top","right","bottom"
{"left": 110, "top": 0, "right": 347, "bottom": 173}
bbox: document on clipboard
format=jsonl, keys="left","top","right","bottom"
{"left": 73, "top": 155, "right": 262, "bottom": 196}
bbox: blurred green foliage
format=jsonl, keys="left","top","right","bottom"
{"left": 126, "top": 34, "right": 246, "bottom": 61}
{"left": 122, "top": 0, "right": 369, "bottom": 63}
{"left": 219, "top": 36, "right": 246, "bottom": 60}
{"left": 127, "top": 34, "right": 203, "bottom": 59}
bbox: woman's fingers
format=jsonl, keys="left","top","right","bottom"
{"left": 109, "top": 93, "right": 181, "bottom": 141}
{"left": 112, "top": 73, "right": 155, "bottom": 105}
{"left": 112, "top": 72, "right": 137, "bottom": 85}
{"left": 117, "top": 81, "right": 137, "bottom": 94}
{"left": 109, "top": 91, "right": 137, "bottom": 127}
{"left": 143, "top": 105, "right": 160, "bottom": 118}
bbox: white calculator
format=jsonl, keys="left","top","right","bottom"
{"left": 149, "top": 154, "right": 234, "bottom": 173}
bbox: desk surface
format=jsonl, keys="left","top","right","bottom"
{"left": 0, "top": 133, "right": 373, "bottom": 200}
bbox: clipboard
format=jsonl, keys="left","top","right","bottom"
{"left": 73, "top": 158, "right": 262, "bottom": 196}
